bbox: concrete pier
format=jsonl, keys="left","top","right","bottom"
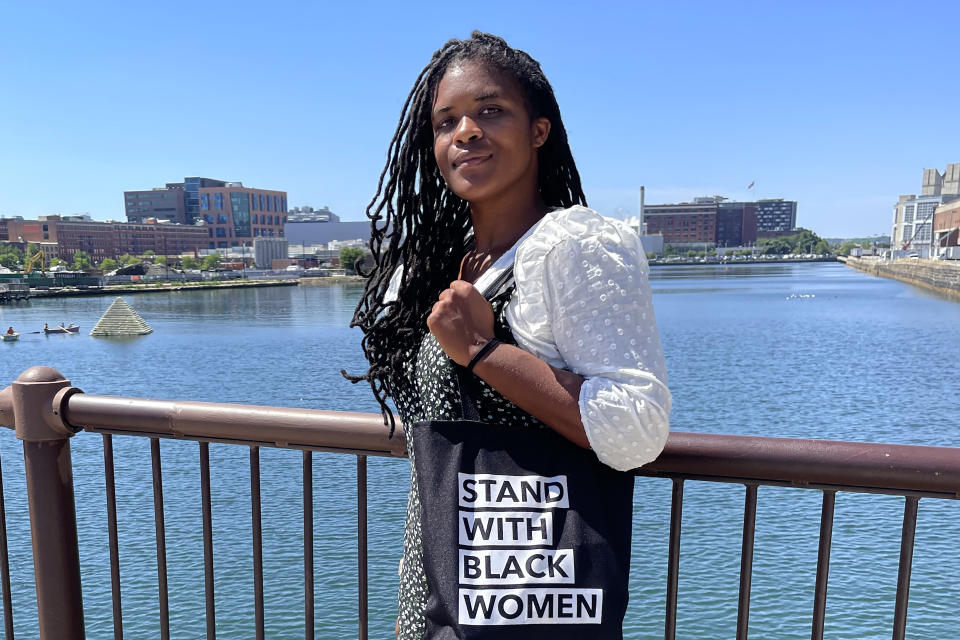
{"left": 841, "top": 256, "right": 960, "bottom": 299}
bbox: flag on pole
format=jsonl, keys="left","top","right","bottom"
{"left": 747, "top": 181, "right": 755, "bottom": 189}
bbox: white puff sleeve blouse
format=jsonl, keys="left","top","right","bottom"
{"left": 384, "top": 205, "right": 672, "bottom": 471}
{"left": 503, "top": 206, "right": 672, "bottom": 471}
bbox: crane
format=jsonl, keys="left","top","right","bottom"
{"left": 24, "top": 252, "right": 44, "bottom": 274}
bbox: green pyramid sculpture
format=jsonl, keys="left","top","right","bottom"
{"left": 90, "top": 297, "right": 153, "bottom": 337}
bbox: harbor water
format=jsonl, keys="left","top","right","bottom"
{"left": 0, "top": 262, "right": 958, "bottom": 639}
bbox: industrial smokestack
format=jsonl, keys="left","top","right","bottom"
{"left": 639, "top": 186, "right": 646, "bottom": 235}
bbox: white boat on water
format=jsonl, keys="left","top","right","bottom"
{"left": 1, "top": 332, "right": 19, "bottom": 342}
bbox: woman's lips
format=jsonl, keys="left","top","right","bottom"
{"left": 454, "top": 154, "right": 491, "bottom": 169}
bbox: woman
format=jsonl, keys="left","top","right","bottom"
{"left": 347, "top": 32, "right": 671, "bottom": 639}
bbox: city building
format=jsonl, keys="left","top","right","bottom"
{"left": 890, "top": 164, "right": 960, "bottom": 257}
{"left": 254, "top": 237, "right": 289, "bottom": 269}
{"left": 641, "top": 196, "right": 777, "bottom": 247}
{"left": 642, "top": 201, "right": 718, "bottom": 246}
{"left": 934, "top": 198, "right": 960, "bottom": 251}
{"left": 755, "top": 199, "right": 797, "bottom": 232}
{"left": 284, "top": 219, "right": 369, "bottom": 246}
{"left": 127, "top": 178, "right": 287, "bottom": 248}
{"left": 197, "top": 182, "right": 287, "bottom": 249}
{"left": 3, "top": 215, "right": 207, "bottom": 262}
{"left": 287, "top": 206, "right": 340, "bottom": 223}
{"left": 125, "top": 184, "right": 188, "bottom": 224}
{"left": 717, "top": 202, "right": 758, "bottom": 247}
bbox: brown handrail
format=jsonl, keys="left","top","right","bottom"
{"left": 3, "top": 366, "right": 960, "bottom": 640}
{"left": 63, "top": 392, "right": 960, "bottom": 497}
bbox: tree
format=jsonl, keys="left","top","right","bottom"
{"left": 99, "top": 258, "right": 117, "bottom": 272}
{"left": 339, "top": 247, "right": 366, "bottom": 274}
{"left": 0, "top": 253, "right": 19, "bottom": 269}
{"left": 155, "top": 256, "right": 167, "bottom": 267}
{"left": 72, "top": 251, "right": 92, "bottom": 271}
{"left": 142, "top": 250, "right": 155, "bottom": 259}
{"left": 838, "top": 241, "right": 857, "bottom": 256}
{"left": 50, "top": 257, "right": 66, "bottom": 268}
{"left": 118, "top": 253, "right": 141, "bottom": 267}
{"left": 202, "top": 254, "right": 221, "bottom": 271}
{"left": 181, "top": 256, "right": 198, "bottom": 270}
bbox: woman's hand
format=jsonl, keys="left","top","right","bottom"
{"left": 427, "top": 280, "right": 495, "bottom": 365}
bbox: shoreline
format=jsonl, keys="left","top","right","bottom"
{"left": 840, "top": 256, "right": 960, "bottom": 300}
{"left": 26, "top": 279, "right": 302, "bottom": 299}
{"left": 648, "top": 256, "right": 837, "bottom": 267}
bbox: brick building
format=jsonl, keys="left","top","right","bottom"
{"left": 3, "top": 215, "right": 207, "bottom": 261}
{"left": 643, "top": 196, "right": 792, "bottom": 247}
{"left": 127, "top": 178, "right": 287, "bottom": 249}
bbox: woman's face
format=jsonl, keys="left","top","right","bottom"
{"left": 431, "top": 61, "right": 550, "bottom": 207}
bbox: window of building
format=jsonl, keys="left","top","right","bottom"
{"left": 273, "top": 196, "right": 279, "bottom": 211}
{"left": 216, "top": 228, "right": 226, "bottom": 237}
{"left": 259, "top": 195, "right": 265, "bottom": 210}
{"left": 250, "top": 193, "right": 257, "bottom": 211}
{"left": 201, "top": 194, "right": 210, "bottom": 211}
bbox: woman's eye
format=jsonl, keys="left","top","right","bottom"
{"left": 479, "top": 106, "right": 501, "bottom": 116}
{"left": 435, "top": 118, "right": 454, "bottom": 132}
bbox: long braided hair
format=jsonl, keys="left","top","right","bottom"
{"left": 344, "top": 31, "right": 587, "bottom": 434}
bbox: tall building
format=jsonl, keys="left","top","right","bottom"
{"left": 126, "top": 178, "right": 287, "bottom": 249}
{"left": 891, "top": 164, "right": 960, "bottom": 256}
{"left": 755, "top": 199, "right": 797, "bottom": 232}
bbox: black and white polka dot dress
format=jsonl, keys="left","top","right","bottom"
{"left": 390, "top": 287, "right": 545, "bottom": 640}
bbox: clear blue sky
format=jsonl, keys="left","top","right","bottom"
{"left": 2, "top": 1, "right": 957, "bottom": 237}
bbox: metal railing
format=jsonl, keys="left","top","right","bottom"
{"left": 0, "top": 366, "right": 958, "bottom": 639}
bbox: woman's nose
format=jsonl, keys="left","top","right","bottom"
{"left": 454, "top": 116, "right": 482, "bottom": 144}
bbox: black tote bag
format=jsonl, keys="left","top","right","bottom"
{"left": 411, "top": 268, "right": 635, "bottom": 640}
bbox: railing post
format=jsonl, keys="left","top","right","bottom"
{"left": 8, "top": 367, "right": 84, "bottom": 639}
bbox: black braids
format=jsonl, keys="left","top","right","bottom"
{"left": 344, "top": 32, "right": 587, "bottom": 436}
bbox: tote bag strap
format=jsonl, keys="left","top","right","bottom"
{"left": 457, "top": 266, "right": 514, "bottom": 422}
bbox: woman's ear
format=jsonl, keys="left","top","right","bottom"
{"left": 531, "top": 116, "right": 551, "bottom": 149}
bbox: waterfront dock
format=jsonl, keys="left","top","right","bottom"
{"left": 840, "top": 256, "right": 960, "bottom": 299}
{"left": 26, "top": 278, "right": 299, "bottom": 298}
{"left": 0, "top": 283, "right": 30, "bottom": 303}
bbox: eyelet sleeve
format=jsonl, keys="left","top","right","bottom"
{"left": 506, "top": 207, "right": 671, "bottom": 471}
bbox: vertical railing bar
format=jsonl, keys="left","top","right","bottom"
{"left": 150, "top": 438, "right": 170, "bottom": 640}
{"left": 357, "top": 455, "right": 368, "bottom": 640}
{"left": 103, "top": 435, "right": 123, "bottom": 640}
{"left": 664, "top": 478, "right": 684, "bottom": 640}
{"left": 736, "top": 484, "right": 759, "bottom": 640}
{"left": 810, "top": 490, "right": 836, "bottom": 640}
{"left": 200, "top": 442, "right": 216, "bottom": 640}
{"left": 0, "top": 447, "right": 15, "bottom": 640}
{"left": 303, "top": 451, "right": 314, "bottom": 640}
{"left": 892, "top": 496, "right": 919, "bottom": 640}
{"left": 250, "top": 447, "right": 264, "bottom": 640}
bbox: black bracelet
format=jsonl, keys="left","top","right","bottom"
{"left": 466, "top": 338, "right": 501, "bottom": 373}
